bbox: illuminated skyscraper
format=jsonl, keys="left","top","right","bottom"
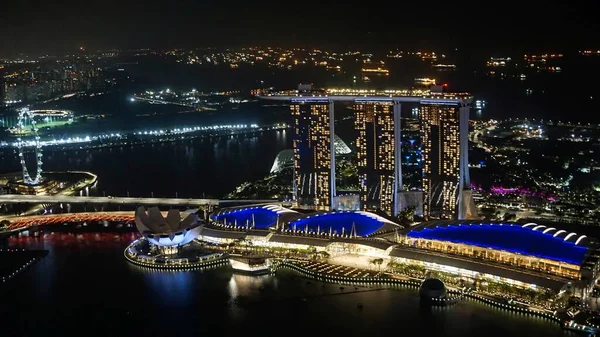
{"left": 354, "top": 101, "right": 401, "bottom": 216}
{"left": 420, "top": 102, "right": 472, "bottom": 219}
{"left": 260, "top": 86, "right": 474, "bottom": 217}
{"left": 291, "top": 99, "right": 335, "bottom": 208}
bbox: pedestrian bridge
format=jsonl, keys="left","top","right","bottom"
{"left": 0, "top": 195, "right": 277, "bottom": 207}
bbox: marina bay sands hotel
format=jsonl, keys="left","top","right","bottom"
{"left": 260, "top": 85, "right": 477, "bottom": 220}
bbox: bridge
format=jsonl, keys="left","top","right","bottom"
{"left": 0, "top": 195, "right": 277, "bottom": 207}
{"left": 3, "top": 212, "right": 136, "bottom": 231}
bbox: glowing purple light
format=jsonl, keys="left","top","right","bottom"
{"left": 488, "top": 185, "right": 556, "bottom": 202}
{"left": 490, "top": 186, "right": 519, "bottom": 194}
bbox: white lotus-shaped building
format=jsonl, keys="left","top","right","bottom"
{"left": 134, "top": 206, "right": 201, "bottom": 247}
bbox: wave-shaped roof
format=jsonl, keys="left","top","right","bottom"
{"left": 270, "top": 149, "right": 294, "bottom": 173}
{"left": 333, "top": 134, "right": 352, "bottom": 155}
{"left": 287, "top": 211, "right": 401, "bottom": 237}
{"left": 406, "top": 222, "right": 590, "bottom": 265}
{"left": 270, "top": 135, "right": 351, "bottom": 173}
{"left": 211, "top": 205, "right": 299, "bottom": 229}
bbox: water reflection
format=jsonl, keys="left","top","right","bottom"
{"left": 139, "top": 268, "right": 194, "bottom": 307}
{"left": 0, "top": 129, "right": 291, "bottom": 198}
{"left": 227, "top": 273, "right": 272, "bottom": 299}
{"left": 1, "top": 232, "right": 570, "bottom": 337}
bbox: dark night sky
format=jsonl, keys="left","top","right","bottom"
{"left": 0, "top": 1, "right": 598, "bottom": 55}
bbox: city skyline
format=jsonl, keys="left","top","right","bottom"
{"left": 3, "top": 4, "right": 600, "bottom": 334}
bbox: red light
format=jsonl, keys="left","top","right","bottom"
{"left": 443, "top": 83, "right": 448, "bottom": 87}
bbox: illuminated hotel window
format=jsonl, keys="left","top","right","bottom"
{"left": 420, "top": 103, "right": 462, "bottom": 219}
{"left": 291, "top": 101, "right": 332, "bottom": 207}
{"left": 354, "top": 101, "right": 396, "bottom": 215}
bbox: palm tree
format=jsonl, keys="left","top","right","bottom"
{"left": 372, "top": 258, "right": 384, "bottom": 272}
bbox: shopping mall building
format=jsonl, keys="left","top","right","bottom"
{"left": 394, "top": 221, "right": 599, "bottom": 294}
{"left": 201, "top": 205, "right": 600, "bottom": 295}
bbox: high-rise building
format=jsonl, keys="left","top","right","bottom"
{"left": 291, "top": 99, "right": 334, "bottom": 208}
{"left": 354, "top": 101, "right": 398, "bottom": 215}
{"left": 420, "top": 102, "right": 470, "bottom": 219}
{"left": 262, "top": 86, "right": 475, "bottom": 217}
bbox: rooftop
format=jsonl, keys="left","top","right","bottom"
{"left": 211, "top": 205, "right": 402, "bottom": 238}
{"left": 211, "top": 204, "right": 299, "bottom": 229}
{"left": 259, "top": 87, "right": 472, "bottom": 104}
{"left": 288, "top": 211, "right": 401, "bottom": 237}
{"left": 406, "top": 221, "right": 590, "bottom": 265}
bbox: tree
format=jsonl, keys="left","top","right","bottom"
{"left": 396, "top": 206, "right": 416, "bottom": 223}
{"left": 318, "top": 251, "right": 330, "bottom": 261}
{"left": 0, "top": 220, "right": 9, "bottom": 230}
{"left": 307, "top": 246, "right": 317, "bottom": 260}
{"left": 370, "top": 258, "right": 384, "bottom": 272}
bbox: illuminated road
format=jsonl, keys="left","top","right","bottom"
{"left": 0, "top": 195, "right": 277, "bottom": 206}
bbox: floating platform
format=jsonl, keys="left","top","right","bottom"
{"left": 229, "top": 255, "right": 272, "bottom": 275}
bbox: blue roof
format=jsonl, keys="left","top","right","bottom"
{"left": 211, "top": 207, "right": 276, "bottom": 229}
{"left": 211, "top": 205, "right": 298, "bottom": 229}
{"left": 406, "top": 223, "right": 588, "bottom": 264}
{"left": 287, "top": 211, "right": 398, "bottom": 237}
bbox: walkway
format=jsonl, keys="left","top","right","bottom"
{"left": 0, "top": 195, "right": 277, "bottom": 206}
{"left": 329, "top": 254, "right": 388, "bottom": 271}
{"left": 3, "top": 211, "right": 135, "bottom": 231}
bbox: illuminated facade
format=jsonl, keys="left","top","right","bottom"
{"left": 406, "top": 237, "right": 581, "bottom": 279}
{"left": 134, "top": 206, "right": 201, "bottom": 247}
{"left": 291, "top": 99, "right": 334, "bottom": 208}
{"left": 205, "top": 203, "right": 599, "bottom": 294}
{"left": 259, "top": 87, "right": 474, "bottom": 215}
{"left": 395, "top": 220, "right": 600, "bottom": 294}
{"left": 354, "top": 101, "right": 399, "bottom": 215}
{"left": 420, "top": 103, "right": 469, "bottom": 219}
